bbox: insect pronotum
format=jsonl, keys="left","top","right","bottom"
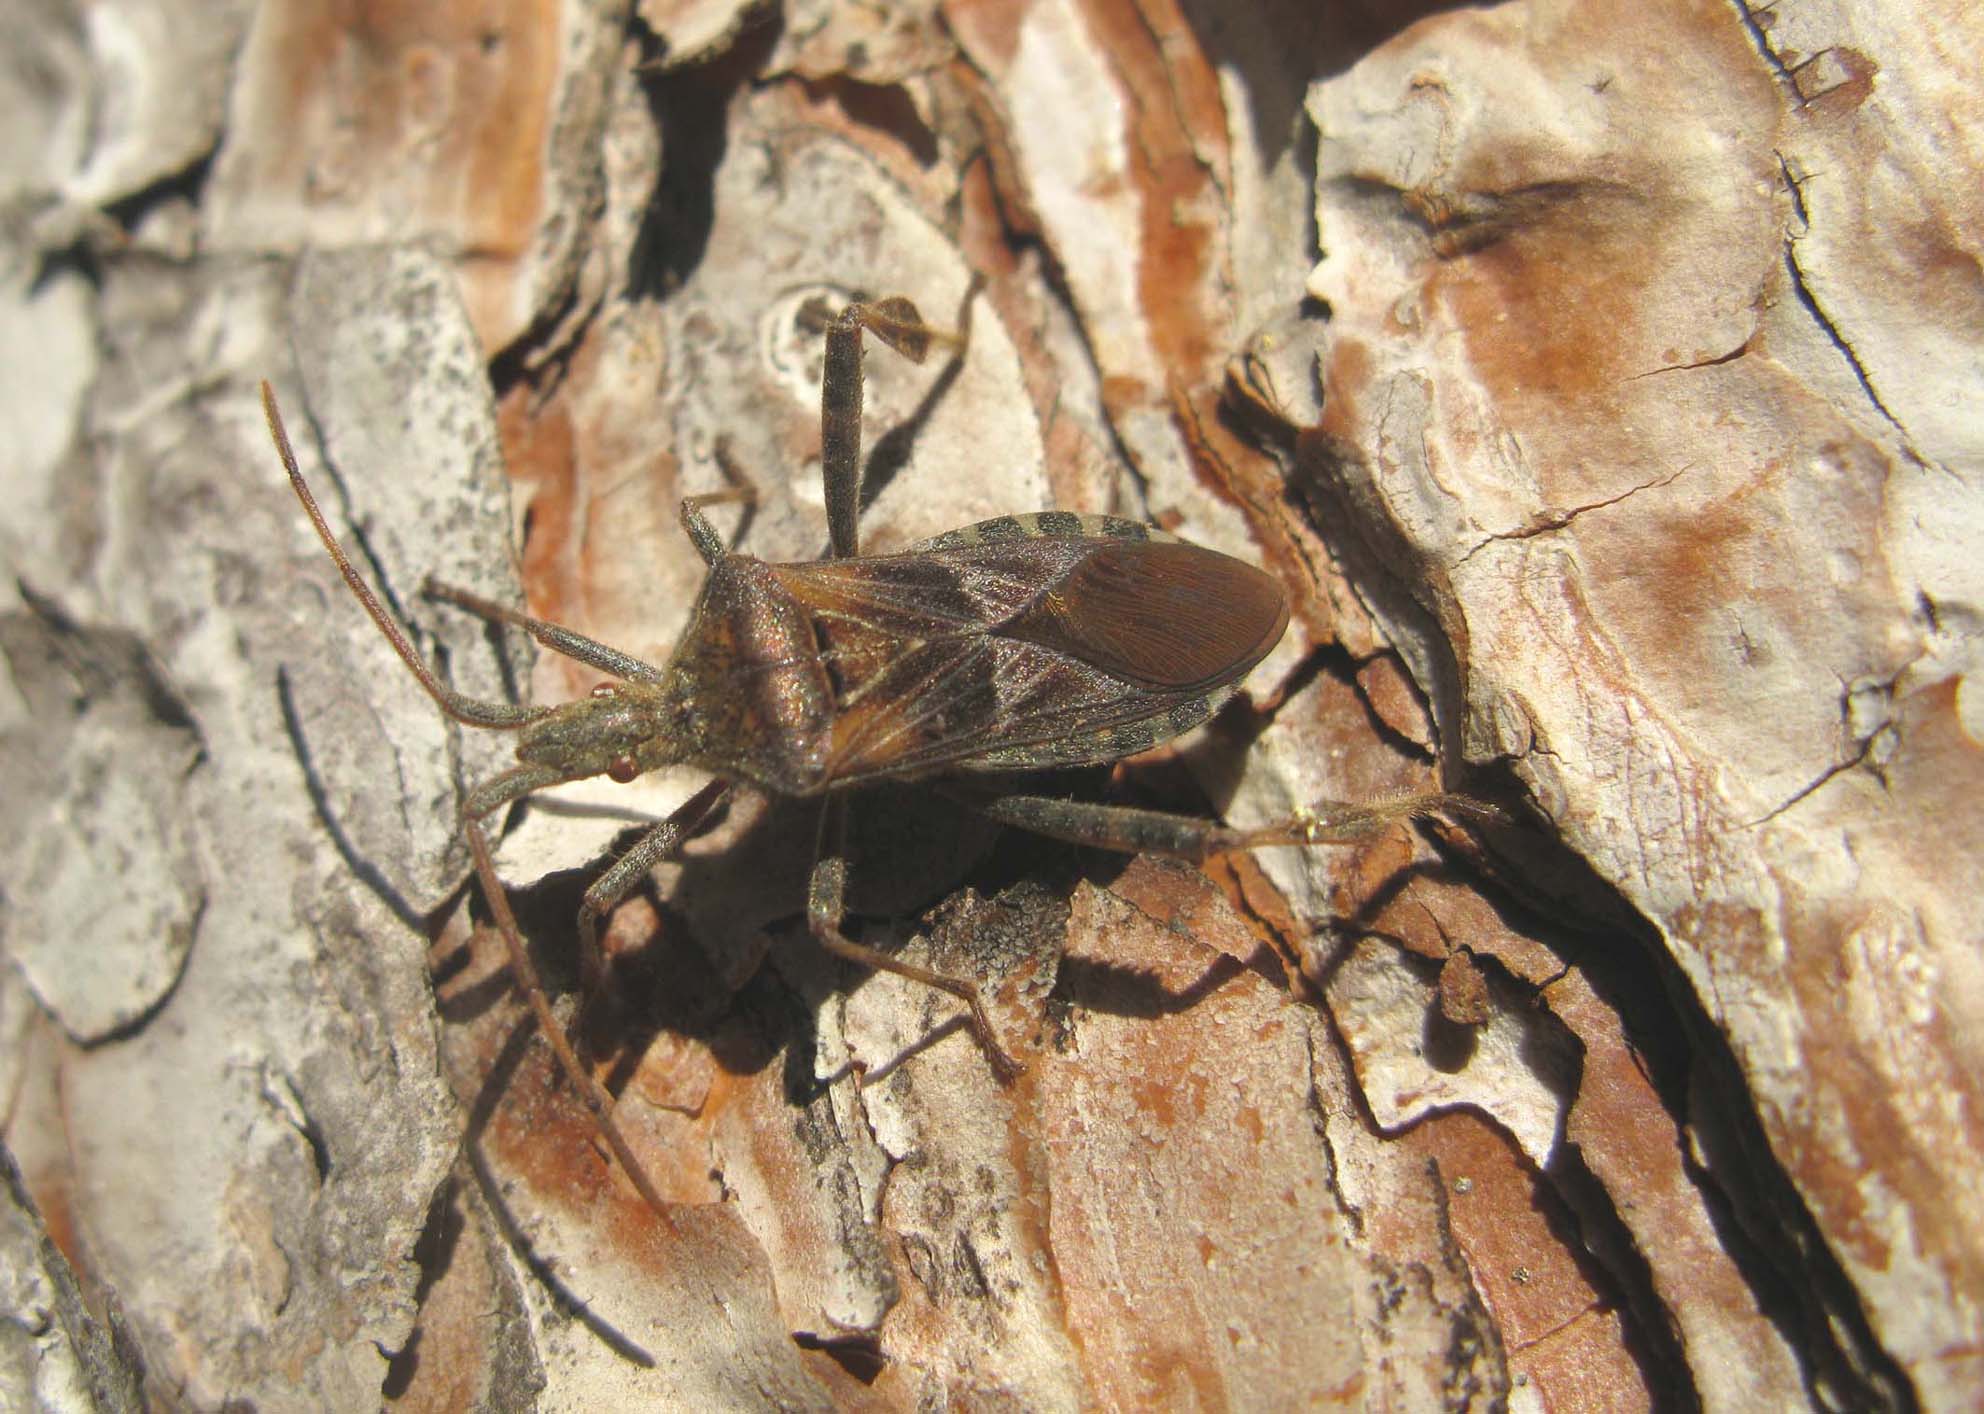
{"left": 265, "top": 290, "right": 1488, "bottom": 1218}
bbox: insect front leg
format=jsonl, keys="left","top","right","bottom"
{"left": 458, "top": 763, "right": 679, "bottom": 1221}
{"left": 678, "top": 438, "right": 761, "bottom": 565}
{"left": 573, "top": 778, "right": 732, "bottom": 995}
{"left": 962, "top": 790, "right": 1500, "bottom": 862}
{"left": 806, "top": 795, "right": 1021, "bottom": 1080}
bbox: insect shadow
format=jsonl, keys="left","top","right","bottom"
{"left": 265, "top": 285, "right": 1494, "bottom": 1222}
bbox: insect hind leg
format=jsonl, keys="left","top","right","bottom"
{"left": 960, "top": 790, "right": 1501, "bottom": 863}
{"left": 811, "top": 279, "right": 979, "bottom": 560}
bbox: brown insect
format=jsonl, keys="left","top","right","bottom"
{"left": 264, "top": 291, "right": 1485, "bottom": 1217}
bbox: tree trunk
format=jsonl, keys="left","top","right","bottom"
{"left": 1, "top": 0, "right": 1977, "bottom": 1408}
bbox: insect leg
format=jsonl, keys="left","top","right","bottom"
{"left": 677, "top": 437, "right": 761, "bottom": 566}
{"left": 573, "top": 778, "right": 732, "bottom": 994}
{"left": 423, "top": 579, "right": 666, "bottom": 682}
{"left": 817, "top": 294, "right": 967, "bottom": 560}
{"left": 263, "top": 381, "right": 546, "bottom": 729}
{"left": 806, "top": 796, "right": 1021, "bottom": 1079}
{"left": 679, "top": 490, "right": 755, "bottom": 565}
{"left": 963, "top": 791, "right": 1500, "bottom": 862}
{"left": 459, "top": 762, "right": 679, "bottom": 1223}
{"left": 1222, "top": 793, "right": 1504, "bottom": 848}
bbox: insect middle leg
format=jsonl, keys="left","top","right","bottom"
{"left": 572, "top": 778, "right": 731, "bottom": 995}
{"left": 806, "top": 795, "right": 1021, "bottom": 1079}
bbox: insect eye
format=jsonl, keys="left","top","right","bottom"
{"left": 607, "top": 755, "right": 639, "bottom": 784}
{"left": 591, "top": 682, "right": 618, "bottom": 698}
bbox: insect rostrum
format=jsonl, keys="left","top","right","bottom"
{"left": 265, "top": 292, "right": 1485, "bottom": 1220}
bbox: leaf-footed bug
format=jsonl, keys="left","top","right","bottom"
{"left": 263, "top": 289, "right": 1492, "bottom": 1219}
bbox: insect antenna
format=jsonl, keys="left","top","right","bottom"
{"left": 261, "top": 382, "right": 545, "bottom": 729}
{"left": 266, "top": 380, "right": 682, "bottom": 1226}
{"left": 460, "top": 778, "right": 684, "bottom": 1229}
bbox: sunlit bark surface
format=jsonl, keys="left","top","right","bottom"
{"left": 1, "top": 0, "right": 1978, "bottom": 1407}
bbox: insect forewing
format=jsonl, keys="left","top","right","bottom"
{"left": 767, "top": 517, "right": 1289, "bottom": 781}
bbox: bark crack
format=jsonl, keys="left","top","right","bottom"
{"left": 1731, "top": 2, "right": 1799, "bottom": 90}
{"left": 1734, "top": 8, "right": 1922, "bottom": 454}
{"left": 1622, "top": 338, "right": 1753, "bottom": 379}
{"left": 1301, "top": 1020, "right": 1366, "bottom": 1240}
{"left": 1739, "top": 737, "right": 1873, "bottom": 829}
{"left": 1780, "top": 244, "right": 1912, "bottom": 445}
{"left": 1458, "top": 463, "right": 1694, "bottom": 563}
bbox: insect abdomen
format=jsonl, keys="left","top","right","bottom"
{"left": 910, "top": 510, "right": 1165, "bottom": 552}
